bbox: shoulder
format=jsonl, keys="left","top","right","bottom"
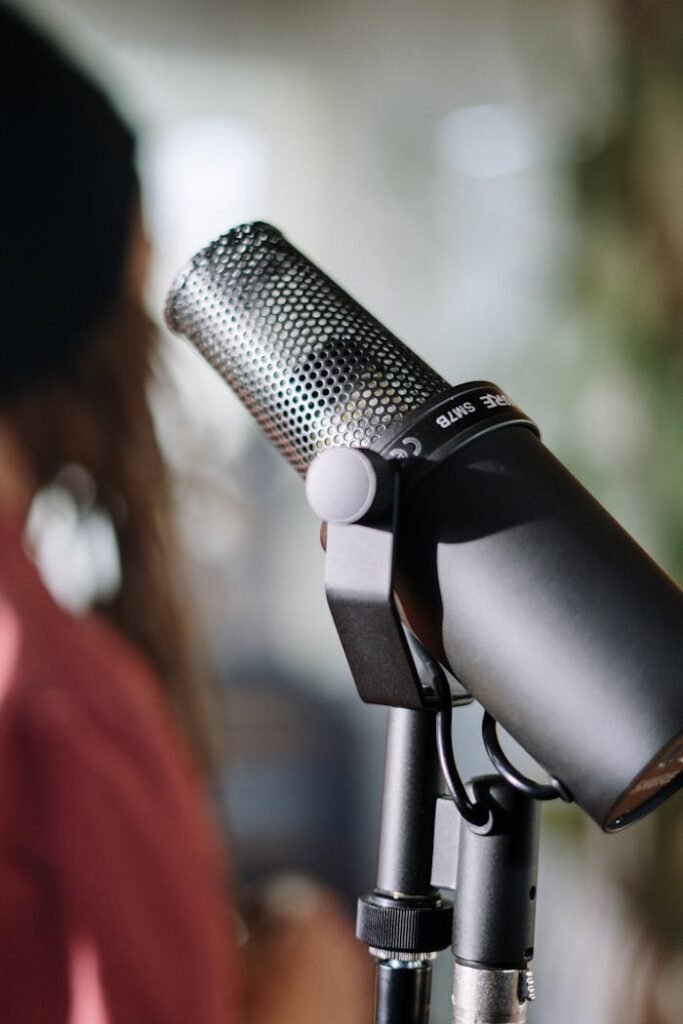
{"left": 0, "top": 527, "right": 240, "bottom": 1023}
{"left": 0, "top": 520, "right": 174, "bottom": 760}
{"left": 0, "top": 520, "right": 208, "bottom": 866}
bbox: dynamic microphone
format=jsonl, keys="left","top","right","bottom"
{"left": 165, "top": 221, "right": 683, "bottom": 832}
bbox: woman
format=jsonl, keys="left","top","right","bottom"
{"left": 0, "top": 7, "right": 371, "bottom": 1022}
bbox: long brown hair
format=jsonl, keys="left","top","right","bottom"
{"left": 4, "top": 295, "right": 217, "bottom": 777}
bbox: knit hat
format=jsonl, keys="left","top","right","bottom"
{"left": 0, "top": 5, "right": 137, "bottom": 404}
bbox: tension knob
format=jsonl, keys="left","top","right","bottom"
{"left": 305, "top": 447, "right": 395, "bottom": 524}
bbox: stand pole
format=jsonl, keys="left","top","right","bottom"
{"left": 356, "top": 708, "right": 453, "bottom": 1024}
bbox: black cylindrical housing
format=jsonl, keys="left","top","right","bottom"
{"left": 452, "top": 777, "right": 539, "bottom": 968}
{"left": 395, "top": 426, "right": 683, "bottom": 831}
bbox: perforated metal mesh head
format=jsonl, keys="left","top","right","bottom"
{"left": 165, "top": 222, "right": 450, "bottom": 474}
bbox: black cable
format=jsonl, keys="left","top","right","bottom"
{"left": 410, "top": 636, "right": 571, "bottom": 818}
{"left": 409, "top": 639, "right": 489, "bottom": 828}
{"left": 481, "top": 711, "right": 573, "bottom": 803}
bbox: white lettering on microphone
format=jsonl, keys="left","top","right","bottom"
{"left": 435, "top": 392, "right": 513, "bottom": 430}
{"left": 436, "top": 402, "right": 476, "bottom": 429}
{"left": 480, "top": 392, "right": 512, "bottom": 410}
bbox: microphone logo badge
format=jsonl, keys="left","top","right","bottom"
{"left": 388, "top": 436, "right": 423, "bottom": 460}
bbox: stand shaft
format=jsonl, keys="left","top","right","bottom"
{"left": 375, "top": 962, "right": 432, "bottom": 1024}
{"left": 377, "top": 707, "right": 440, "bottom": 893}
{"left": 357, "top": 708, "right": 452, "bottom": 1024}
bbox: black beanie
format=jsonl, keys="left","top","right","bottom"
{"left": 0, "top": 5, "right": 137, "bottom": 404}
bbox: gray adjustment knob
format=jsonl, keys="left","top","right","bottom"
{"left": 305, "top": 448, "right": 395, "bottom": 524}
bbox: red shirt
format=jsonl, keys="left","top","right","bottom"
{"left": 0, "top": 511, "right": 240, "bottom": 1023}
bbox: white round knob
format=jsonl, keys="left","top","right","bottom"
{"left": 305, "top": 448, "right": 394, "bottom": 524}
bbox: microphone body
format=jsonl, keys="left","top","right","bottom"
{"left": 166, "top": 222, "right": 683, "bottom": 831}
{"left": 394, "top": 425, "right": 683, "bottom": 830}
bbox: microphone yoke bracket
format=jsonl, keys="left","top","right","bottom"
{"left": 309, "top": 448, "right": 468, "bottom": 710}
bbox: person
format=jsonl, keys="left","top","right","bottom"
{"left": 0, "top": 6, "right": 372, "bottom": 1022}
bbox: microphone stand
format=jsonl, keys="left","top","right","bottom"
{"left": 358, "top": 711, "right": 540, "bottom": 1024}
{"left": 359, "top": 707, "right": 447, "bottom": 1024}
{"left": 313, "top": 459, "right": 544, "bottom": 1024}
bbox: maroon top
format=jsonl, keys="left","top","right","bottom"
{"left": 0, "top": 511, "right": 240, "bottom": 1023}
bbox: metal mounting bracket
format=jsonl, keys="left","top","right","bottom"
{"left": 323, "top": 469, "right": 432, "bottom": 709}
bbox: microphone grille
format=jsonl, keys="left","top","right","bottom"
{"left": 165, "top": 222, "right": 449, "bottom": 474}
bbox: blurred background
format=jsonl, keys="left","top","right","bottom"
{"left": 10, "top": 1, "right": 682, "bottom": 1021}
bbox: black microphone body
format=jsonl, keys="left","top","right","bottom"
{"left": 394, "top": 424, "right": 683, "bottom": 830}
{"left": 166, "top": 222, "right": 683, "bottom": 832}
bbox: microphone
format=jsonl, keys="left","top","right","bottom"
{"left": 166, "top": 221, "right": 683, "bottom": 832}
